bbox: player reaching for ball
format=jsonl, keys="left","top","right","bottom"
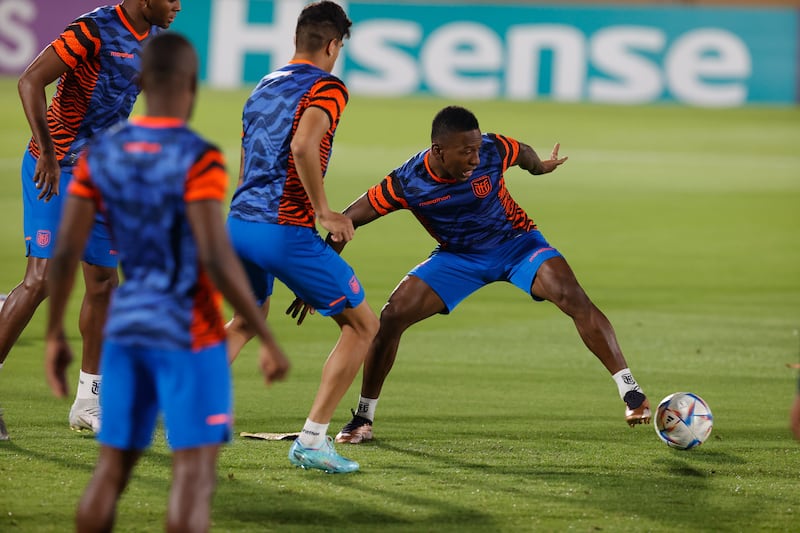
{"left": 288, "top": 105, "right": 652, "bottom": 445}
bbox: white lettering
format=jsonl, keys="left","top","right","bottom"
{"left": 208, "top": 0, "right": 304, "bottom": 88}
{"left": 0, "top": 0, "right": 36, "bottom": 70}
{"left": 421, "top": 23, "right": 502, "bottom": 98}
{"left": 589, "top": 27, "right": 665, "bottom": 104}
{"left": 666, "top": 29, "right": 750, "bottom": 107}
{"left": 347, "top": 20, "right": 420, "bottom": 96}
{"left": 506, "top": 25, "right": 585, "bottom": 101}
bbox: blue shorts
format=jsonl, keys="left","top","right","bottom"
{"left": 409, "top": 230, "right": 562, "bottom": 313}
{"left": 227, "top": 217, "right": 365, "bottom": 316}
{"left": 98, "top": 340, "right": 232, "bottom": 451}
{"left": 21, "top": 150, "right": 118, "bottom": 267}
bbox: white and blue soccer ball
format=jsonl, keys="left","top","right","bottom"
{"left": 654, "top": 392, "right": 713, "bottom": 450}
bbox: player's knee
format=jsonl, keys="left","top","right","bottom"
{"left": 378, "top": 301, "right": 415, "bottom": 333}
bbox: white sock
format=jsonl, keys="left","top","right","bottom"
{"left": 356, "top": 396, "right": 378, "bottom": 422}
{"left": 612, "top": 368, "right": 642, "bottom": 400}
{"left": 299, "top": 419, "right": 328, "bottom": 448}
{"left": 76, "top": 371, "right": 101, "bottom": 400}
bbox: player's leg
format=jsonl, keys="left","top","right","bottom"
{"left": 69, "top": 263, "right": 118, "bottom": 432}
{"left": 159, "top": 341, "right": 230, "bottom": 525}
{"left": 1, "top": 151, "right": 64, "bottom": 364}
{"left": 224, "top": 217, "right": 274, "bottom": 364}
{"left": 167, "top": 445, "right": 221, "bottom": 533}
{"left": 0, "top": 257, "right": 50, "bottom": 362}
{"left": 337, "top": 249, "right": 486, "bottom": 445}
{"left": 76, "top": 446, "right": 142, "bottom": 532}
{"left": 335, "top": 274, "right": 446, "bottom": 444}
{"left": 225, "top": 299, "right": 270, "bottom": 363}
{"left": 530, "top": 255, "right": 651, "bottom": 425}
{"left": 78, "top": 341, "right": 157, "bottom": 532}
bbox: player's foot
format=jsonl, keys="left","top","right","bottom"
{"left": 0, "top": 406, "right": 9, "bottom": 441}
{"left": 335, "top": 410, "right": 373, "bottom": 444}
{"left": 288, "top": 436, "right": 359, "bottom": 473}
{"left": 69, "top": 397, "right": 101, "bottom": 433}
{"left": 624, "top": 390, "right": 651, "bottom": 427}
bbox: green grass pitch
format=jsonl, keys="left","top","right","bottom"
{"left": 0, "top": 76, "right": 799, "bottom": 532}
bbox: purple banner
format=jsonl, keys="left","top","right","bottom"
{"left": 0, "top": 0, "right": 101, "bottom": 75}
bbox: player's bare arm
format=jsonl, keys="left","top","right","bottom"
{"left": 18, "top": 46, "right": 70, "bottom": 202}
{"left": 187, "top": 199, "right": 290, "bottom": 384}
{"left": 291, "top": 106, "right": 354, "bottom": 243}
{"left": 516, "top": 142, "right": 568, "bottom": 175}
{"left": 45, "top": 195, "right": 97, "bottom": 397}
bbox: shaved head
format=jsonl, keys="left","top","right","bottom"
{"left": 140, "top": 32, "right": 197, "bottom": 92}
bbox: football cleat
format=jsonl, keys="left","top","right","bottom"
{"left": 335, "top": 410, "right": 373, "bottom": 444}
{"left": 624, "top": 390, "right": 651, "bottom": 426}
{"left": 288, "top": 436, "right": 359, "bottom": 474}
{"left": 69, "top": 397, "right": 101, "bottom": 433}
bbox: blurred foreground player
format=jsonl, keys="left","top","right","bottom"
{"left": 1, "top": 0, "right": 181, "bottom": 435}
{"left": 46, "top": 33, "right": 289, "bottom": 532}
{"left": 288, "top": 106, "right": 651, "bottom": 444}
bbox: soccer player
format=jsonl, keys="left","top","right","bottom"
{"left": 225, "top": 1, "right": 378, "bottom": 473}
{"left": 46, "top": 32, "right": 290, "bottom": 532}
{"left": 293, "top": 106, "right": 651, "bottom": 444}
{"left": 0, "top": 0, "right": 181, "bottom": 436}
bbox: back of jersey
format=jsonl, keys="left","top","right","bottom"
{"left": 72, "top": 117, "right": 227, "bottom": 351}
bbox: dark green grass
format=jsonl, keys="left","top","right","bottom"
{"left": 0, "top": 77, "right": 799, "bottom": 531}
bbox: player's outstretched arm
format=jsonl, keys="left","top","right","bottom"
{"left": 187, "top": 199, "right": 290, "bottom": 385}
{"left": 516, "top": 142, "right": 568, "bottom": 175}
{"left": 46, "top": 195, "right": 96, "bottom": 397}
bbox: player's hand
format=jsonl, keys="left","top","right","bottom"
{"left": 44, "top": 332, "right": 74, "bottom": 398}
{"left": 286, "top": 296, "right": 315, "bottom": 325}
{"left": 540, "top": 143, "right": 568, "bottom": 174}
{"left": 317, "top": 210, "right": 355, "bottom": 243}
{"left": 258, "top": 341, "right": 290, "bottom": 386}
{"left": 33, "top": 153, "right": 61, "bottom": 202}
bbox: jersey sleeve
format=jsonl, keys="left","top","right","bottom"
{"left": 307, "top": 77, "right": 349, "bottom": 126}
{"left": 366, "top": 172, "right": 409, "bottom": 216}
{"left": 51, "top": 17, "right": 101, "bottom": 69}
{"left": 68, "top": 153, "right": 102, "bottom": 208}
{"left": 185, "top": 147, "right": 228, "bottom": 202}
{"left": 488, "top": 133, "right": 521, "bottom": 173}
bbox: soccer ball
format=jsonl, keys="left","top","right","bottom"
{"left": 654, "top": 392, "right": 713, "bottom": 450}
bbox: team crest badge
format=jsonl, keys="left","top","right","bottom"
{"left": 36, "top": 230, "right": 51, "bottom": 247}
{"left": 471, "top": 176, "right": 492, "bottom": 198}
{"left": 349, "top": 276, "right": 361, "bottom": 294}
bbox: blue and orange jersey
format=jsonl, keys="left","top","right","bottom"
{"left": 229, "top": 60, "right": 348, "bottom": 227}
{"left": 28, "top": 5, "right": 160, "bottom": 166}
{"left": 69, "top": 116, "right": 229, "bottom": 351}
{"left": 367, "top": 133, "right": 536, "bottom": 252}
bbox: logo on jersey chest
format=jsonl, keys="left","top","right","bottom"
{"left": 471, "top": 175, "right": 492, "bottom": 198}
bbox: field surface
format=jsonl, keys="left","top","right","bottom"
{"left": 0, "top": 77, "right": 798, "bottom": 532}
